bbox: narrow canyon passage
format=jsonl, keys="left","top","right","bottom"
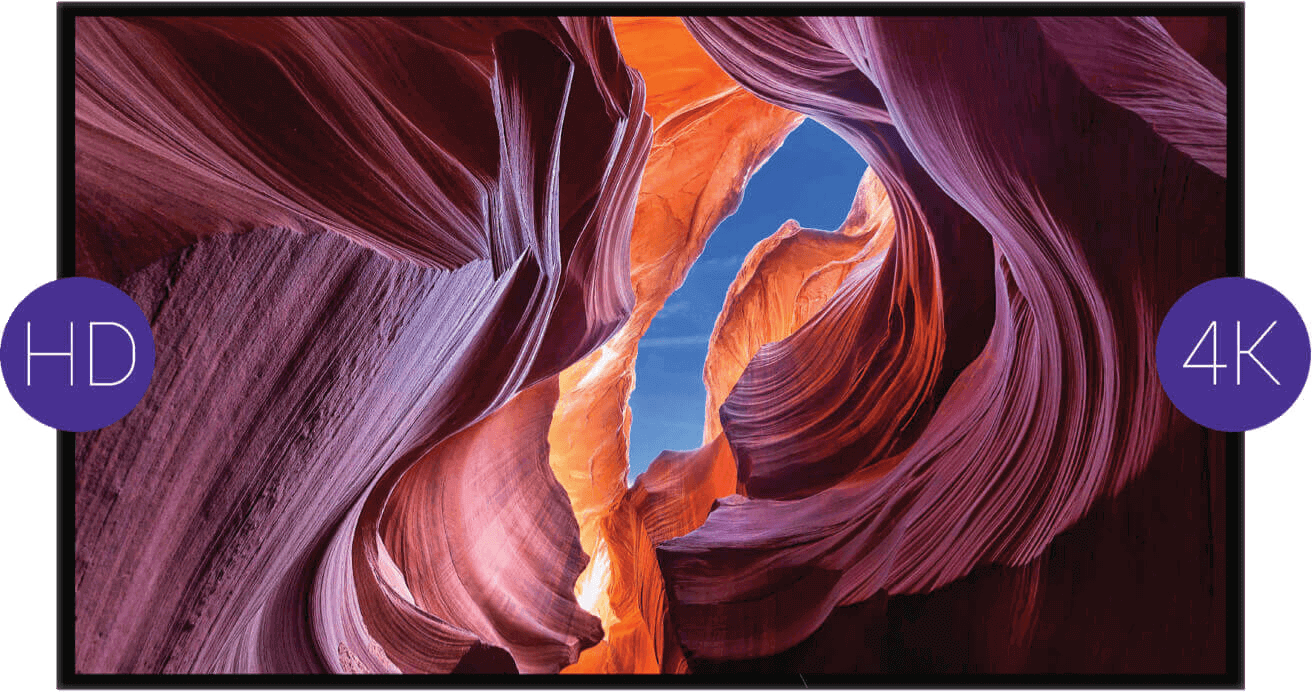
{"left": 70, "top": 14, "right": 1231, "bottom": 676}
{"left": 629, "top": 119, "right": 867, "bottom": 478}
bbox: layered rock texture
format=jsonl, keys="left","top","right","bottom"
{"left": 73, "top": 14, "right": 1231, "bottom": 675}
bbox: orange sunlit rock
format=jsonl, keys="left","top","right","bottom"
{"left": 702, "top": 169, "right": 895, "bottom": 442}
{"left": 548, "top": 17, "right": 803, "bottom": 673}
{"left": 70, "top": 11, "right": 1231, "bottom": 676}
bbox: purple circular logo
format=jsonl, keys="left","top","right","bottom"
{"left": 1, "top": 277, "right": 155, "bottom": 432}
{"left": 1156, "top": 277, "right": 1310, "bottom": 431}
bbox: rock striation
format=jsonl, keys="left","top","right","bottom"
{"left": 72, "top": 14, "right": 1231, "bottom": 675}
{"left": 75, "top": 16, "right": 650, "bottom": 673}
{"left": 663, "top": 16, "right": 1228, "bottom": 669}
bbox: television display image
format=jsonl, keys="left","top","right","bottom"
{"left": 64, "top": 5, "right": 1239, "bottom": 684}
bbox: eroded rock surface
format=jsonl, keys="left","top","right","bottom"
{"left": 73, "top": 15, "right": 1231, "bottom": 675}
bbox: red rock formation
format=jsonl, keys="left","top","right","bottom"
{"left": 74, "top": 16, "right": 650, "bottom": 673}
{"left": 364, "top": 377, "right": 600, "bottom": 673}
{"left": 551, "top": 16, "right": 802, "bottom": 673}
{"left": 712, "top": 124, "right": 998, "bottom": 503}
{"left": 1034, "top": 17, "right": 1227, "bottom": 176}
{"left": 702, "top": 168, "right": 895, "bottom": 444}
{"left": 569, "top": 436, "right": 738, "bottom": 674}
{"left": 70, "top": 12, "right": 1232, "bottom": 677}
{"left": 662, "top": 16, "right": 1228, "bottom": 669}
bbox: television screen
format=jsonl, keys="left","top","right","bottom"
{"left": 62, "top": 5, "right": 1240, "bottom": 685}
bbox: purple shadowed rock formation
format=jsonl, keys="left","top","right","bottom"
{"left": 74, "top": 16, "right": 649, "bottom": 673}
{"left": 71, "top": 13, "right": 1231, "bottom": 676}
{"left": 662, "top": 16, "right": 1227, "bottom": 671}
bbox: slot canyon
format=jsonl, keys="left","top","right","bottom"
{"left": 72, "top": 15, "right": 1229, "bottom": 675}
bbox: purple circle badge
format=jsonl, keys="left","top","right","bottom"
{"left": 1157, "top": 277, "right": 1310, "bottom": 432}
{"left": 1, "top": 277, "right": 155, "bottom": 432}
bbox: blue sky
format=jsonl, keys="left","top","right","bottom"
{"left": 627, "top": 118, "right": 867, "bottom": 479}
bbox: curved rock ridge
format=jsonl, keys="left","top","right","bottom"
{"left": 568, "top": 436, "right": 738, "bottom": 673}
{"left": 1034, "top": 17, "right": 1227, "bottom": 177}
{"left": 364, "top": 377, "right": 601, "bottom": 673}
{"left": 550, "top": 16, "right": 804, "bottom": 673}
{"left": 683, "top": 19, "right": 1001, "bottom": 503}
{"left": 662, "top": 15, "right": 1228, "bottom": 665}
{"left": 70, "top": 13, "right": 1232, "bottom": 676}
{"left": 570, "top": 165, "right": 901, "bottom": 673}
{"left": 702, "top": 168, "right": 895, "bottom": 444}
{"left": 1157, "top": 15, "right": 1228, "bottom": 85}
{"left": 74, "top": 16, "right": 651, "bottom": 673}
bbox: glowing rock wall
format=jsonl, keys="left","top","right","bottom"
{"left": 666, "top": 16, "right": 1227, "bottom": 670}
{"left": 72, "top": 14, "right": 1230, "bottom": 675}
{"left": 551, "top": 17, "right": 802, "bottom": 673}
{"left": 75, "top": 16, "right": 650, "bottom": 673}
